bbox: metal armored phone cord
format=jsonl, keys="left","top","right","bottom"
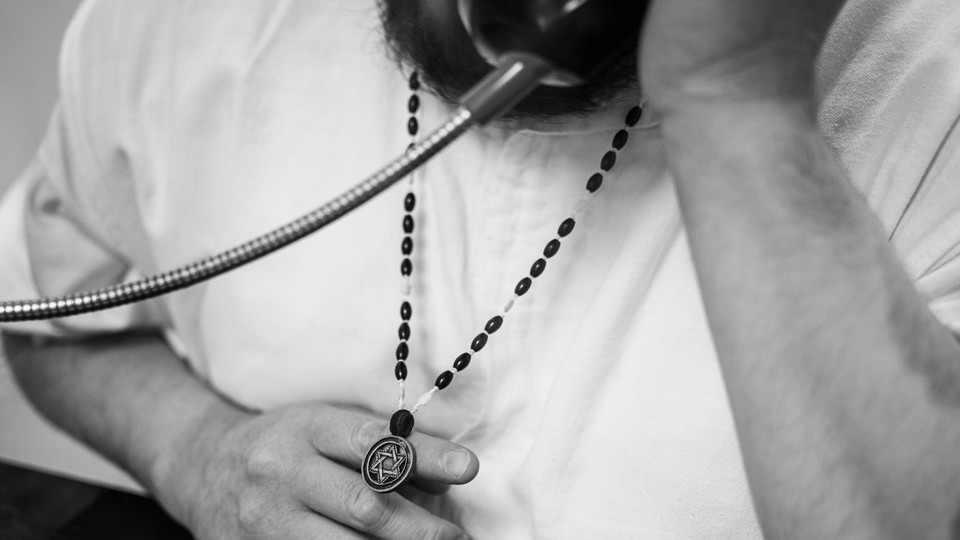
{"left": 0, "top": 54, "right": 553, "bottom": 323}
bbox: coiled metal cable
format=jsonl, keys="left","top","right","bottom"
{"left": 0, "top": 109, "right": 473, "bottom": 323}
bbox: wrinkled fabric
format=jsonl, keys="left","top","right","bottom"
{"left": 1, "top": 0, "right": 959, "bottom": 537}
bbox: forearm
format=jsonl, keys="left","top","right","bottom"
{"left": 1, "top": 330, "right": 248, "bottom": 524}
{"left": 662, "top": 100, "right": 960, "bottom": 537}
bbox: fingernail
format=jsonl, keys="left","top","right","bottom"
{"left": 441, "top": 449, "right": 470, "bottom": 479}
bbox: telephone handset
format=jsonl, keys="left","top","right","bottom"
{"left": 0, "top": 1, "right": 647, "bottom": 323}
{"left": 460, "top": 0, "right": 647, "bottom": 86}
{"left": 458, "top": 0, "right": 648, "bottom": 123}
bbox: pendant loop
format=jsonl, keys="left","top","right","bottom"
{"left": 389, "top": 408, "right": 415, "bottom": 437}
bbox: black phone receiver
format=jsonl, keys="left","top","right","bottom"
{"left": 458, "top": 0, "right": 649, "bottom": 87}
{"left": 455, "top": 0, "right": 648, "bottom": 124}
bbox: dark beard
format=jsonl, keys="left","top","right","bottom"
{"left": 377, "top": 1, "right": 639, "bottom": 121}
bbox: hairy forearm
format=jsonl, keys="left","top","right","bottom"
{"left": 662, "top": 100, "right": 960, "bottom": 538}
{"left": 1, "top": 331, "right": 247, "bottom": 524}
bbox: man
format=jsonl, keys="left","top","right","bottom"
{"left": 2, "top": 0, "right": 960, "bottom": 537}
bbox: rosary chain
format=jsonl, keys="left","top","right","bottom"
{"left": 396, "top": 79, "right": 644, "bottom": 415}
{"left": 396, "top": 72, "right": 423, "bottom": 410}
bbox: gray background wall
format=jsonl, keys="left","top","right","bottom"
{"left": 0, "top": 0, "right": 80, "bottom": 192}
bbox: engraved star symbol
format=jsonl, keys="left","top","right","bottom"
{"left": 369, "top": 443, "right": 406, "bottom": 484}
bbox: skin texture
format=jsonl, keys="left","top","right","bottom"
{"left": 641, "top": 0, "right": 960, "bottom": 537}
{"left": 6, "top": 0, "right": 960, "bottom": 538}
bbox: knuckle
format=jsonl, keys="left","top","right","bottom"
{"left": 284, "top": 403, "right": 315, "bottom": 423}
{"left": 346, "top": 483, "right": 390, "bottom": 531}
{"left": 350, "top": 420, "right": 381, "bottom": 457}
{"left": 243, "top": 444, "right": 285, "bottom": 480}
{"left": 236, "top": 491, "right": 266, "bottom": 532}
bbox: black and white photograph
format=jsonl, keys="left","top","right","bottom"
{"left": 2, "top": 0, "right": 960, "bottom": 538}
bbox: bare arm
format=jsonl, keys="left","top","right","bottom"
{"left": 2, "top": 331, "right": 477, "bottom": 539}
{"left": 642, "top": 0, "right": 960, "bottom": 536}
{"left": 668, "top": 101, "right": 960, "bottom": 538}
{"left": 2, "top": 331, "right": 238, "bottom": 518}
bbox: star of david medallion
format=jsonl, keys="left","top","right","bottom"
{"left": 362, "top": 436, "right": 416, "bottom": 493}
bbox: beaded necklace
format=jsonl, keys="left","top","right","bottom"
{"left": 362, "top": 72, "right": 643, "bottom": 493}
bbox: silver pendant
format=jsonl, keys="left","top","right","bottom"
{"left": 362, "top": 436, "right": 416, "bottom": 493}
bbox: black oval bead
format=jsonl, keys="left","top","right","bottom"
{"left": 625, "top": 105, "right": 643, "bottom": 127}
{"left": 404, "top": 193, "right": 416, "bottom": 212}
{"left": 600, "top": 151, "right": 617, "bottom": 172}
{"left": 485, "top": 316, "right": 503, "bottom": 334}
{"left": 471, "top": 332, "right": 488, "bottom": 352}
{"left": 403, "top": 215, "right": 414, "bottom": 234}
{"left": 612, "top": 129, "right": 629, "bottom": 150}
{"left": 408, "top": 94, "right": 420, "bottom": 114}
{"left": 396, "top": 341, "right": 409, "bottom": 361}
{"left": 398, "top": 322, "right": 410, "bottom": 341}
{"left": 453, "top": 353, "right": 471, "bottom": 371}
{"left": 401, "top": 236, "right": 413, "bottom": 255}
{"left": 395, "top": 361, "right": 408, "bottom": 380}
{"left": 400, "top": 301, "right": 412, "bottom": 321}
{"left": 390, "top": 408, "right": 415, "bottom": 437}
{"left": 586, "top": 173, "right": 603, "bottom": 193}
{"left": 558, "top": 218, "right": 576, "bottom": 238}
{"left": 407, "top": 117, "right": 419, "bottom": 136}
{"left": 515, "top": 277, "right": 532, "bottom": 296}
{"left": 408, "top": 72, "right": 421, "bottom": 91}
{"left": 530, "top": 258, "right": 547, "bottom": 277}
{"left": 544, "top": 239, "right": 561, "bottom": 258}
{"left": 401, "top": 258, "right": 412, "bottom": 276}
{"left": 435, "top": 370, "right": 454, "bottom": 390}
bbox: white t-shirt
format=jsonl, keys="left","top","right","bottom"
{"left": 2, "top": 0, "right": 959, "bottom": 537}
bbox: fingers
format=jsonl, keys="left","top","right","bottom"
{"left": 252, "top": 509, "right": 368, "bottom": 540}
{"left": 403, "top": 478, "right": 451, "bottom": 496}
{"left": 308, "top": 408, "right": 480, "bottom": 485}
{"left": 407, "top": 431, "right": 479, "bottom": 484}
{"left": 295, "top": 458, "right": 467, "bottom": 540}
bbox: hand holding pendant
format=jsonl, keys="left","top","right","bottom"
{"left": 170, "top": 402, "right": 478, "bottom": 539}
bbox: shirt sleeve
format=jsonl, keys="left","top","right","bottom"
{"left": 0, "top": 2, "right": 166, "bottom": 336}
{"left": 906, "top": 117, "right": 960, "bottom": 333}
{"left": 816, "top": 0, "right": 960, "bottom": 333}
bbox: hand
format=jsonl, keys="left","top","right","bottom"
{"left": 161, "top": 403, "right": 478, "bottom": 539}
{"left": 639, "top": 0, "right": 847, "bottom": 113}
